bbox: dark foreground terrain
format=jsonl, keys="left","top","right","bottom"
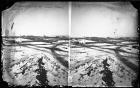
{"left": 70, "top": 37, "right": 139, "bottom": 87}
{"left": 2, "top": 36, "right": 139, "bottom": 87}
{"left": 2, "top": 36, "right": 69, "bottom": 86}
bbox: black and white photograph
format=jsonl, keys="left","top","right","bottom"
{"left": 1, "top": 1, "right": 139, "bottom": 87}
{"left": 2, "top": 2, "right": 69, "bottom": 87}
{"left": 69, "top": 2, "right": 139, "bottom": 87}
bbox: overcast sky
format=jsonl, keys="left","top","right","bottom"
{"left": 2, "top": 2, "right": 138, "bottom": 37}
{"left": 71, "top": 2, "right": 138, "bottom": 37}
{"left": 3, "top": 2, "right": 69, "bottom": 36}
{"left": 14, "top": 8, "right": 68, "bottom": 36}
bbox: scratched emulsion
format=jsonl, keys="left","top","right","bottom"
{"left": 69, "top": 2, "right": 139, "bottom": 87}
{"left": 2, "top": 36, "right": 69, "bottom": 86}
{"left": 2, "top": 2, "right": 69, "bottom": 87}
{"left": 69, "top": 37, "right": 139, "bottom": 87}
{"left": 1, "top": 2, "right": 139, "bottom": 87}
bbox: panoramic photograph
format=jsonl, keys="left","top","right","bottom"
{"left": 1, "top": 1, "right": 139, "bottom": 87}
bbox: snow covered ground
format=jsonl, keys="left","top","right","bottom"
{"left": 2, "top": 36, "right": 68, "bottom": 87}
{"left": 69, "top": 37, "right": 139, "bottom": 87}
{"left": 2, "top": 36, "right": 139, "bottom": 87}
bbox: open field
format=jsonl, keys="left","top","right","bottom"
{"left": 2, "top": 36, "right": 69, "bottom": 86}
{"left": 2, "top": 36, "right": 139, "bottom": 87}
{"left": 69, "top": 37, "right": 139, "bottom": 87}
